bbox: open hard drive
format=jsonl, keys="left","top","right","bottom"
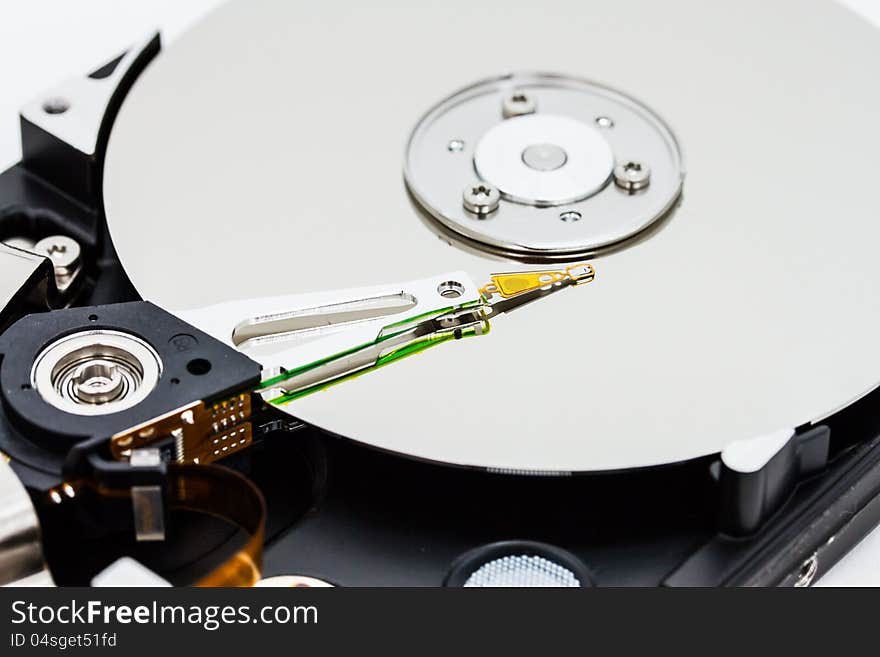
{"left": 2, "top": 0, "right": 880, "bottom": 587}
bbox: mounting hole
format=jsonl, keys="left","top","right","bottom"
{"left": 170, "top": 377, "right": 180, "bottom": 385}
{"left": 186, "top": 358, "right": 212, "bottom": 376}
{"left": 42, "top": 97, "right": 70, "bottom": 115}
{"left": 88, "top": 314, "right": 98, "bottom": 322}
{"left": 437, "top": 281, "right": 465, "bottom": 299}
{"left": 560, "top": 210, "right": 582, "bottom": 223}
{"left": 21, "top": 383, "right": 31, "bottom": 390}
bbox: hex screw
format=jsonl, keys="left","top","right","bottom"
{"left": 613, "top": 160, "right": 651, "bottom": 192}
{"left": 33, "top": 235, "right": 81, "bottom": 277}
{"left": 462, "top": 182, "right": 501, "bottom": 216}
{"left": 502, "top": 90, "right": 537, "bottom": 119}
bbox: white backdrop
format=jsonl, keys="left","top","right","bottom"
{"left": 0, "top": 0, "right": 877, "bottom": 586}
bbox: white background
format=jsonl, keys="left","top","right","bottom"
{"left": 0, "top": 0, "right": 878, "bottom": 586}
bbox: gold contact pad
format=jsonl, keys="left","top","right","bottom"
{"left": 110, "top": 394, "right": 252, "bottom": 465}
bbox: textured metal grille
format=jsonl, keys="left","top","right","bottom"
{"left": 462, "top": 555, "right": 581, "bottom": 587}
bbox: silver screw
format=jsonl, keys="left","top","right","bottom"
{"left": 502, "top": 90, "right": 537, "bottom": 119}
{"left": 462, "top": 182, "right": 501, "bottom": 216}
{"left": 33, "top": 235, "right": 82, "bottom": 294}
{"left": 613, "top": 160, "right": 651, "bottom": 192}
{"left": 70, "top": 360, "right": 125, "bottom": 404}
{"left": 33, "top": 235, "right": 81, "bottom": 277}
{"left": 447, "top": 139, "right": 466, "bottom": 152}
{"left": 559, "top": 210, "right": 582, "bottom": 222}
{"left": 595, "top": 116, "right": 614, "bottom": 129}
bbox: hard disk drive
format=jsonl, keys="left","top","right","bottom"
{"left": 2, "top": 0, "right": 880, "bottom": 587}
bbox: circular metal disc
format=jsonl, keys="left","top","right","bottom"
{"left": 404, "top": 73, "right": 684, "bottom": 258}
{"left": 475, "top": 114, "right": 614, "bottom": 205}
{"left": 104, "top": 0, "right": 880, "bottom": 472}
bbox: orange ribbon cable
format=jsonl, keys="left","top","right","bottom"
{"left": 167, "top": 463, "right": 266, "bottom": 587}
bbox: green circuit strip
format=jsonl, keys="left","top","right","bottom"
{"left": 265, "top": 321, "right": 489, "bottom": 405}
{"left": 256, "top": 299, "right": 486, "bottom": 397}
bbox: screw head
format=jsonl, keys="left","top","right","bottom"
{"left": 462, "top": 182, "right": 501, "bottom": 216}
{"left": 559, "top": 210, "right": 582, "bottom": 223}
{"left": 70, "top": 360, "right": 125, "bottom": 404}
{"left": 502, "top": 90, "right": 537, "bottom": 119}
{"left": 447, "top": 139, "right": 466, "bottom": 152}
{"left": 595, "top": 116, "right": 614, "bottom": 129}
{"left": 613, "top": 160, "right": 651, "bottom": 192}
{"left": 33, "top": 235, "right": 81, "bottom": 275}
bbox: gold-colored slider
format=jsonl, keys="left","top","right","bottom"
{"left": 479, "top": 263, "right": 595, "bottom": 299}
